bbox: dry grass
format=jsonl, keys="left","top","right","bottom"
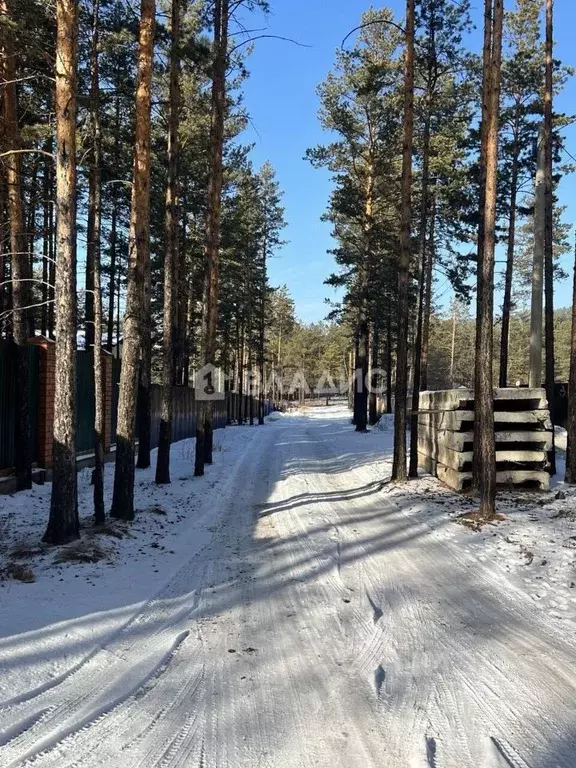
{"left": 90, "top": 523, "right": 126, "bottom": 539}
{"left": 456, "top": 510, "right": 506, "bottom": 532}
{"left": 520, "top": 545, "right": 535, "bottom": 565}
{"left": 9, "top": 541, "right": 46, "bottom": 559}
{"left": 53, "top": 538, "right": 110, "bottom": 565}
{"left": 145, "top": 505, "right": 167, "bottom": 516}
{"left": 1, "top": 562, "right": 35, "bottom": 583}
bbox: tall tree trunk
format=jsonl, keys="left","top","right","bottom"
{"left": 85, "top": 156, "right": 95, "bottom": 352}
{"left": 0, "top": 171, "right": 6, "bottom": 325}
{"left": 368, "top": 322, "right": 379, "bottom": 426}
{"left": 354, "top": 155, "right": 374, "bottom": 433}
{"left": 237, "top": 319, "right": 245, "bottom": 426}
{"left": 26, "top": 158, "right": 38, "bottom": 323}
{"left": 409, "top": 99, "right": 432, "bottom": 478}
{"left": 473, "top": 0, "right": 503, "bottom": 519}
{"left": 248, "top": 336, "right": 254, "bottom": 426}
{"left": 529, "top": 126, "right": 545, "bottom": 387}
{"left": 111, "top": 0, "right": 155, "bottom": 520}
{"left": 44, "top": 0, "right": 79, "bottom": 543}
{"left": 1, "top": 0, "right": 33, "bottom": 490}
{"left": 258, "top": 238, "right": 266, "bottom": 425}
{"left": 195, "top": 0, "right": 228, "bottom": 474}
{"left": 499, "top": 113, "right": 520, "bottom": 387}
{"left": 420, "top": 195, "right": 435, "bottom": 391}
{"left": 566, "top": 235, "right": 576, "bottom": 483}
{"left": 156, "top": 0, "right": 181, "bottom": 485}
{"left": 450, "top": 308, "right": 456, "bottom": 386}
{"left": 392, "top": 0, "right": 415, "bottom": 482}
{"left": 106, "top": 86, "right": 120, "bottom": 352}
{"left": 354, "top": 317, "right": 369, "bottom": 431}
{"left": 136, "top": 270, "right": 151, "bottom": 468}
{"left": 543, "top": 0, "right": 556, "bottom": 475}
{"left": 176, "top": 188, "right": 188, "bottom": 384}
{"left": 48, "top": 165, "right": 55, "bottom": 339}
{"left": 41, "top": 146, "right": 51, "bottom": 337}
{"left": 386, "top": 313, "right": 392, "bottom": 414}
{"left": 107, "top": 188, "right": 117, "bottom": 351}
{"left": 88, "top": 0, "right": 105, "bottom": 524}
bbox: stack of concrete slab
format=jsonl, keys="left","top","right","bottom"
{"left": 417, "top": 388, "right": 552, "bottom": 491}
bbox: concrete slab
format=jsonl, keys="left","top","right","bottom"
{"left": 415, "top": 427, "right": 553, "bottom": 452}
{"left": 418, "top": 410, "right": 552, "bottom": 431}
{"left": 418, "top": 388, "right": 548, "bottom": 412}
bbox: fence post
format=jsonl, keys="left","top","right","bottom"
{"left": 29, "top": 337, "right": 55, "bottom": 469}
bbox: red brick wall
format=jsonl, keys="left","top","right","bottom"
{"left": 29, "top": 337, "right": 55, "bottom": 468}
{"left": 28, "top": 340, "right": 115, "bottom": 468}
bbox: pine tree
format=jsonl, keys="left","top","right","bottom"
{"left": 111, "top": 0, "right": 155, "bottom": 520}
{"left": 87, "top": 0, "right": 105, "bottom": 524}
{"left": 473, "top": 0, "right": 504, "bottom": 519}
{"left": 1, "top": 0, "right": 33, "bottom": 490}
{"left": 44, "top": 0, "right": 79, "bottom": 544}
{"left": 156, "top": 0, "right": 182, "bottom": 485}
{"left": 543, "top": 0, "right": 556, "bottom": 474}
{"left": 195, "top": 0, "right": 228, "bottom": 476}
{"left": 392, "top": 0, "right": 415, "bottom": 482}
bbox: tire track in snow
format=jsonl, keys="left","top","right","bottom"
{"left": 6, "top": 409, "right": 576, "bottom": 766}
{"left": 0, "top": 428, "right": 278, "bottom": 768}
{"left": 3, "top": 630, "right": 190, "bottom": 768}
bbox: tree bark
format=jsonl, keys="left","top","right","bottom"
{"left": 368, "top": 322, "right": 379, "bottom": 426}
{"left": 499, "top": 112, "right": 520, "bottom": 387}
{"left": 1, "top": 0, "right": 33, "bottom": 490}
{"left": 238, "top": 319, "right": 245, "bottom": 425}
{"left": 566, "top": 237, "right": 576, "bottom": 483}
{"left": 543, "top": 0, "right": 556, "bottom": 475}
{"left": 392, "top": 0, "right": 415, "bottom": 482}
{"left": 420, "top": 195, "right": 435, "bottom": 391}
{"left": 88, "top": 0, "right": 105, "bottom": 524}
{"left": 136, "top": 272, "right": 151, "bottom": 468}
{"left": 41, "top": 145, "right": 51, "bottom": 337}
{"left": 111, "top": 0, "right": 155, "bottom": 520}
{"left": 106, "top": 86, "right": 120, "bottom": 353}
{"left": 408, "top": 97, "right": 432, "bottom": 478}
{"left": 529, "top": 126, "right": 545, "bottom": 387}
{"left": 386, "top": 313, "right": 393, "bottom": 414}
{"left": 44, "top": 0, "right": 79, "bottom": 543}
{"left": 156, "top": 0, "right": 181, "bottom": 485}
{"left": 258, "top": 235, "right": 266, "bottom": 425}
{"left": 354, "top": 317, "right": 369, "bottom": 431}
{"left": 473, "top": 0, "right": 503, "bottom": 519}
{"left": 195, "top": 0, "right": 228, "bottom": 473}
{"left": 26, "top": 158, "right": 39, "bottom": 308}
{"left": 48, "top": 165, "right": 55, "bottom": 339}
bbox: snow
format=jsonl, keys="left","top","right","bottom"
{"left": 1, "top": 405, "right": 576, "bottom": 766}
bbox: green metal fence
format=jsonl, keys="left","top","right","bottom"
{"left": 75, "top": 350, "right": 96, "bottom": 454}
{"left": 0, "top": 341, "right": 39, "bottom": 471}
{"left": 1, "top": 340, "right": 275, "bottom": 471}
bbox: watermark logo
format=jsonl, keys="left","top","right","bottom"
{"left": 194, "top": 364, "right": 225, "bottom": 400}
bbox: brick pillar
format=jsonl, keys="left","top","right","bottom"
{"left": 29, "top": 337, "right": 55, "bottom": 468}
{"left": 101, "top": 350, "right": 113, "bottom": 453}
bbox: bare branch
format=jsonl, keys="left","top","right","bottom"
{"left": 0, "top": 148, "right": 54, "bottom": 160}
{"left": 229, "top": 34, "right": 311, "bottom": 57}
{"left": 341, "top": 19, "right": 406, "bottom": 50}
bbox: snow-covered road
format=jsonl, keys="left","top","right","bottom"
{"left": 1, "top": 406, "right": 576, "bottom": 767}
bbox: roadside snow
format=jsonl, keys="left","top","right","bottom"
{"left": 0, "top": 423, "right": 274, "bottom": 704}
{"left": 1, "top": 405, "right": 576, "bottom": 766}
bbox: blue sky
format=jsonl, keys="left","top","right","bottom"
{"left": 239, "top": 0, "right": 576, "bottom": 323}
